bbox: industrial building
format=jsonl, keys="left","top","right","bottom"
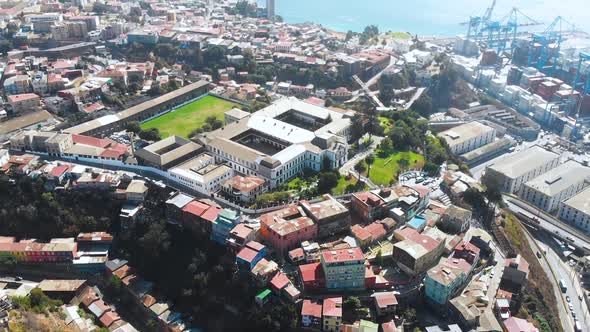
{"left": 437, "top": 121, "right": 496, "bottom": 155}
{"left": 558, "top": 186, "right": 590, "bottom": 234}
{"left": 198, "top": 97, "right": 351, "bottom": 188}
{"left": 459, "top": 138, "right": 516, "bottom": 167}
{"left": 520, "top": 160, "right": 590, "bottom": 213}
{"left": 484, "top": 146, "right": 560, "bottom": 194}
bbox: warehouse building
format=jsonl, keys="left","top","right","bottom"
{"left": 437, "top": 121, "right": 496, "bottom": 155}
{"left": 484, "top": 146, "right": 560, "bottom": 194}
{"left": 558, "top": 187, "right": 590, "bottom": 234}
{"left": 520, "top": 160, "right": 590, "bottom": 213}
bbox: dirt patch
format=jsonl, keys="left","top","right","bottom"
{"left": 8, "top": 309, "right": 78, "bottom": 332}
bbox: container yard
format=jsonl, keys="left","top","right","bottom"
{"left": 452, "top": 0, "right": 590, "bottom": 142}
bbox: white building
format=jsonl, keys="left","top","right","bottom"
{"left": 520, "top": 160, "right": 590, "bottom": 213}
{"left": 485, "top": 146, "right": 560, "bottom": 194}
{"left": 168, "top": 153, "right": 234, "bottom": 195}
{"left": 438, "top": 121, "right": 496, "bottom": 155}
{"left": 199, "top": 97, "right": 351, "bottom": 188}
{"left": 558, "top": 186, "right": 590, "bottom": 234}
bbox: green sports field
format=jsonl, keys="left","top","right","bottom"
{"left": 140, "top": 95, "right": 241, "bottom": 138}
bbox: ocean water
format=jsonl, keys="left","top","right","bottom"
{"left": 257, "top": 0, "right": 590, "bottom": 36}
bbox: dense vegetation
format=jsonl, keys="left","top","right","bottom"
{"left": 0, "top": 176, "right": 121, "bottom": 240}
{"left": 11, "top": 288, "right": 62, "bottom": 314}
{"left": 0, "top": 175, "right": 299, "bottom": 331}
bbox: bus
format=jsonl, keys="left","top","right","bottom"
{"left": 574, "top": 320, "right": 582, "bottom": 332}
{"left": 559, "top": 279, "right": 567, "bottom": 293}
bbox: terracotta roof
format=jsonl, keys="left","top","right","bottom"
{"left": 381, "top": 321, "right": 398, "bottom": 332}
{"left": 374, "top": 292, "right": 398, "bottom": 308}
{"left": 246, "top": 241, "right": 265, "bottom": 252}
{"left": 142, "top": 294, "right": 157, "bottom": 308}
{"left": 79, "top": 286, "right": 99, "bottom": 307}
{"left": 229, "top": 224, "right": 255, "bottom": 241}
{"left": 301, "top": 299, "right": 322, "bottom": 318}
{"left": 112, "top": 265, "right": 133, "bottom": 279}
{"left": 270, "top": 272, "right": 290, "bottom": 291}
{"left": 365, "top": 223, "right": 387, "bottom": 241}
{"left": 200, "top": 205, "right": 222, "bottom": 222}
{"left": 8, "top": 93, "right": 39, "bottom": 103}
{"left": 288, "top": 248, "right": 305, "bottom": 260}
{"left": 99, "top": 310, "right": 120, "bottom": 327}
{"left": 224, "top": 175, "right": 265, "bottom": 193}
{"left": 236, "top": 247, "right": 259, "bottom": 264}
{"left": 49, "top": 165, "right": 69, "bottom": 177}
{"left": 322, "top": 297, "right": 342, "bottom": 317}
{"left": 503, "top": 317, "right": 539, "bottom": 332}
{"left": 299, "top": 262, "right": 324, "bottom": 283}
{"left": 351, "top": 225, "right": 372, "bottom": 242}
{"left": 182, "top": 200, "right": 209, "bottom": 217}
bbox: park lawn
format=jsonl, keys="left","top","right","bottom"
{"left": 140, "top": 95, "right": 241, "bottom": 138}
{"left": 367, "top": 151, "right": 424, "bottom": 186}
{"left": 332, "top": 176, "right": 368, "bottom": 195}
{"left": 387, "top": 32, "right": 411, "bottom": 39}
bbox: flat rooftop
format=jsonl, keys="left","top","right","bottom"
{"left": 487, "top": 145, "right": 559, "bottom": 179}
{"left": 524, "top": 160, "right": 590, "bottom": 196}
{"left": 563, "top": 186, "right": 590, "bottom": 215}
{"left": 0, "top": 110, "right": 54, "bottom": 135}
{"left": 460, "top": 138, "right": 514, "bottom": 162}
{"left": 170, "top": 154, "right": 231, "bottom": 182}
{"left": 438, "top": 121, "right": 495, "bottom": 147}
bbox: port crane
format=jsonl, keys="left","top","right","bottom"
{"left": 527, "top": 16, "right": 578, "bottom": 76}
{"left": 570, "top": 52, "right": 590, "bottom": 138}
{"left": 462, "top": 1, "right": 541, "bottom": 55}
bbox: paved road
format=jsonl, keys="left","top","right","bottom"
{"left": 504, "top": 194, "right": 590, "bottom": 251}
{"left": 521, "top": 229, "right": 574, "bottom": 332}
{"left": 339, "top": 135, "right": 384, "bottom": 188}
{"left": 540, "top": 236, "right": 589, "bottom": 330}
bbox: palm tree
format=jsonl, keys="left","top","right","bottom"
{"left": 354, "top": 162, "right": 366, "bottom": 183}
{"left": 365, "top": 154, "right": 375, "bottom": 178}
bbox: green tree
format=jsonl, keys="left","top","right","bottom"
{"left": 398, "top": 157, "right": 410, "bottom": 172}
{"left": 360, "top": 25, "right": 379, "bottom": 45}
{"left": 375, "top": 249, "right": 384, "bottom": 266}
{"left": 345, "top": 30, "right": 354, "bottom": 42}
{"left": 354, "top": 162, "right": 366, "bottom": 181}
{"left": 365, "top": 154, "right": 375, "bottom": 178}
{"left": 380, "top": 137, "right": 393, "bottom": 153}
{"left": 317, "top": 171, "right": 339, "bottom": 194}
{"left": 138, "top": 128, "right": 161, "bottom": 141}
{"left": 482, "top": 171, "right": 503, "bottom": 203}
{"left": 344, "top": 296, "right": 361, "bottom": 310}
{"left": 402, "top": 308, "right": 417, "bottom": 324}
{"left": 125, "top": 121, "right": 141, "bottom": 134}
{"left": 350, "top": 113, "right": 365, "bottom": 142}
{"left": 413, "top": 94, "right": 433, "bottom": 118}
